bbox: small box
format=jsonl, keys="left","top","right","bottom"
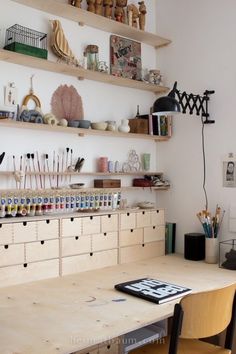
{"left": 219, "top": 239, "right": 236, "bottom": 270}
{"left": 184, "top": 233, "right": 205, "bottom": 261}
{"left": 94, "top": 179, "right": 121, "bottom": 188}
{"left": 129, "top": 118, "right": 149, "bottom": 134}
{"left": 133, "top": 178, "right": 152, "bottom": 187}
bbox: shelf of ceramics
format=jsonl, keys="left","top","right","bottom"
{"left": 0, "top": 120, "right": 170, "bottom": 142}
{"left": 0, "top": 50, "right": 169, "bottom": 94}
{"left": 0, "top": 171, "right": 164, "bottom": 177}
{"left": 11, "top": 0, "right": 171, "bottom": 48}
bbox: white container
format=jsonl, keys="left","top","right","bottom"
{"left": 205, "top": 238, "right": 218, "bottom": 264}
{"left": 118, "top": 119, "right": 130, "bottom": 133}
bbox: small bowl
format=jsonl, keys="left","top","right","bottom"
{"left": 68, "top": 120, "right": 80, "bottom": 128}
{"left": 79, "top": 120, "right": 91, "bottom": 129}
{"left": 69, "top": 183, "right": 85, "bottom": 189}
{"left": 91, "top": 122, "right": 108, "bottom": 130}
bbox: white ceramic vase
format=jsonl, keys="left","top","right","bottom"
{"left": 118, "top": 119, "right": 130, "bottom": 133}
{"left": 205, "top": 238, "right": 218, "bottom": 264}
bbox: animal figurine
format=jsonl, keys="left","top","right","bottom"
{"left": 50, "top": 20, "right": 80, "bottom": 67}
{"left": 95, "top": 0, "right": 103, "bottom": 15}
{"left": 127, "top": 4, "right": 139, "bottom": 28}
{"left": 87, "top": 0, "right": 96, "bottom": 13}
{"left": 138, "top": 1, "right": 146, "bottom": 30}
{"left": 103, "top": 0, "right": 113, "bottom": 18}
{"left": 115, "top": 0, "right": 127, "bottom": 23}
{"left": 68, "top": 0, "right": 82, "bottom": 7}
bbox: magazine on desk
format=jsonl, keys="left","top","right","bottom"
{"left": 115, "top": 278, "right": 192, "bottom": 304}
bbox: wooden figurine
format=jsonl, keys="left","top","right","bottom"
{"left": 68, "top": 0, "right": 82, "bottom": 7}
{"left": 87, "top": 0, "right": 96, "bottom": 13}
{"left": 115, "top": 0, "right": 127, "bottom": 23}
{"left": 95, "top": 0, "right": 103, "bottom": 15}
{"left": 138, "top": 1, "right": 146, "bottom": 30}
{"left": 103, "top": 0, "right": 113, "bottom": 18}
{"left": 127, "top": 4, "right": 139, "bottom": 28}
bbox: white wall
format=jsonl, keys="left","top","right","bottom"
{"left": 0, "top": 0, "right": 159, "bottom": 205}
{"left": 156, "top": 0, "right": 236, "bottom": 252}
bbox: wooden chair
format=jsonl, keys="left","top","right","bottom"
{"left": 130, "top": 283, "right": 236, "bottom": 354}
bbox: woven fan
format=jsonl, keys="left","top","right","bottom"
{"left": 51, "top": 84, "right": 84, "bottom": 120}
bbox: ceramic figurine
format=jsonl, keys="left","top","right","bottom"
{"left": 115, "top": 0, "right": 127, "bottom": 23}
{"left": 103, "top": 0, "right": 113, "bottom": 18}
{"left": 138, "top": 1, "right": 146, "bottom": 30}
{"left": 118, "top": 119, "right": 130, "bottom": 133}
{"left": 87, "top": 0, "right": 96, "bottom": 13}
{"left": 68, "top": 0, "right": 82, "bottom": 7}
{"left": 95, "top": 0, "right": 103, "bottom": 15}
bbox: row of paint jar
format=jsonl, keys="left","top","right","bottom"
{"left": 0, "top": 190, "right": 122, "bottom": 218}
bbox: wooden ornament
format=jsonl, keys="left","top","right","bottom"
{"left": 127, "top": 4, "right": 139, "bottom": 28}
{"left": 103, "top": 0, "right": 113, "bottom": 18}
{"left": 87, "top": 0, "right": 96, "bottom": 13}
{"left": 138, "top": 1, "right": 146, "bottom": 31}
{"left": 95, "top": 0, "right": 103, "bottom": 15}
{"left": 115, "top": 0, "right": 127, "bottom": 23}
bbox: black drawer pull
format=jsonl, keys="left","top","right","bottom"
{"left": 90, "top": 252, "right": 93, "bottom": 256}
{"left": 107, "top": 345, "right": 111, "bottom": 350}
{"left": 127, "top": 212, "right": 130, "bottom": 216}
{"left": 46, "top": 220, "right": 50, "bottom": 224}
{"left": 75, "top": 236, "right": 79, "bottom": 240}
{"left": 130, "top": 229, "right": 133, "bottom": 233}
{"left": 4, "top": 245, "right": 8, "bottom": 249}
{"left": 104, "top": 233, "right": 107, "bottom": 236}
{"left": 0, "top": 224, "right": 2, "bottom": 228}
{"left": 23, "top": 221, "right": 27, "bottom": 226}
{"left": 70, "top": 217, "right": 74, "bottom": 222}
{"left": 142, "top": 244, "right": 145, "bottom": 247}
{"left": 23, "top": 263, "right": 28, "bottom": 268}
{"left": 142, "top": 211, "right": 145, "bottom": 215}
{"left": 108, "top": 214, "right": 111, "bottom": 218}
{"left": 156, "top": 210, "right": 159, "bottom": 213}
{"left": 41, "top": 241, "right": 45, "bottom": 245}
{"left": 153, "top": 226, "right": 156, "bottom": 230}
{"left": 90, "top": 216, "right": 93, "bottom": 220}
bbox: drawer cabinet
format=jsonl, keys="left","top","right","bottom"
{"left": 62, "top": 235, "right": 91, "bottom": 257}
{"left": 151, "top": 210, "right": 165, "bottom": 226}
{"left": 25, "top": 239, "right": 59, "bottom": 262}
{"left": 92, "top": 231, "right": 118, "bottom": 251}
{"left": 144, "top": 225, "right": 165, "bottom": 243}
{"left": 136, "top": 211, "right": 151, "bottom": 228}
{"left": 101, "top": 214, "right": 118, "bottom": 233}
{"left": 0, "top": 223, "right": 13, "bottom": 245}
{"left": 120, "top": 241, "right": 165, "bottom": 264}
{"left": 120, "top": 228, "right": 143, "bottom": 247}
{"left": 120, "top": 212, "right": 136, "bottom": 230}
{"left": 0, "top": 244, "right": 24, "bottom": 267}
{"left": 82, "top": 215, "right": 101, "bottom": 235}
{"left": 61, "top": 217, "right": 82, "bottom": 237}
{"left": 62, "top": 249, "right": 118, "bottom": 275}
{"left": 37, "top": 219, "right": 59, "bottom": 240}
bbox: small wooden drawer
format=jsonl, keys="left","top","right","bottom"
{"left": 92, "top": 232, "right": 118, "bottom": 252}
{"left": 120, "top": 212, "right": 136, "bottom": 230}
{"left": 151, "top": 210, "right": 165, "bottom": 226}
{"left": 144, "top": 225, "right": 165, "bottom": 243}
{"left": 136, "top": 211, "right": 152, "bottom": 228}
{"left": 62, "top": 249, "right": 118, "bottom": 275}
{"left": 0, "top": 244, "right": 24, "bottom": 267}
{"left": 0, "top": 259, "right": 59, "bottom": 288}
{"left": 37, "top": 219, "right": 59, "bottom": 240}
{"left": 25, "top": 239, "right": 59, "bottom": 263}
{"left": 61, "top": 217, "right": 82, "bottom": 237}
{"left": 99, "top": 339, "right": 119, "bottom": 354}
{"left": 0, "top": 223, "right": 13, "bottom": 245}
{"left": 101, "top": 214, "right": 118, "bottom": 233}
{"left": 13, "top": 221, "right": 37, "bottom": 243}
{"left": 119, "top": 228, "right": 143, "bottom": 247}
{"left": 62, "top": 236, "right": 91, "bottom": 257}
{"left": 82, "top": 216, "right": 101, "bottom": 235}
{"left": 120, "top": 241, "right": 165, "bottom": 264}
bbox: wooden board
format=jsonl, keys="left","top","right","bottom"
{"left": 11, "top": 0, "right": 171, "bottom": 48}
{"left": 0, "top": 255, "right": 235, "bottom": 354}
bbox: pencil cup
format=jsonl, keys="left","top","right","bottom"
{"left": 205, "top": 238, "right": 218, "bottom": 264}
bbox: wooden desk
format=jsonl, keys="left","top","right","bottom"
{"left": 0, "top": 254, "right": 235, "bottom": 354}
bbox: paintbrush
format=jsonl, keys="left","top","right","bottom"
{"left": 12, "top": 155, "right": 18, "bottom": 189}
{"left": 70, "top": 149, "right": 73, "bottom": 182}
{"left": 45, "top": 154, "right": 52, "bottom": 188}
{"left": 27, "top": 153, "right": 32, "bottom": 189}
{"left": 31, "top": 153, "right": 38, "bottom": 189}
{"left": 36, "top": 151, "right": 43, "bottom": 189}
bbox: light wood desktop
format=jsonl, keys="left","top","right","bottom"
{"left": 0, "top": 254, "right": 235, "bottom": 354}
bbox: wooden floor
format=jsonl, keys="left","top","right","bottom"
{"left": 0, "top": 254, "right": 235, "bottom": 354}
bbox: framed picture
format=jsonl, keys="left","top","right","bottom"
{"left": 223, "top": 159, "right": 236, "bottom": 187}
{"left": 110, "top": 35, "right": 142, "bottom": 81}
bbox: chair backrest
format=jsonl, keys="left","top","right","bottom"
{"left": 180, "top": 283, "right": 236, "bottom": 339}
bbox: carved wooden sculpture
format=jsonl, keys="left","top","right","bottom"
{"left": 138, "top": 1, "right": 146, "bottom": 30}
{"left": 103, "top": 0, "right": 113, "bottom": 18}
{"left": 127, "top": 4, "right": 139, "bottom": 28}
{"left": 68, "top": 0, "right": 82, "bottom": 7}
{"left": 87, "top": 0, "right": 96, "bottom": 13}
{"left": 115, "top": 0, "right": 127, "bottom": 23}
{"left": 95, "top": 0, "right": 103, "bottom": 15}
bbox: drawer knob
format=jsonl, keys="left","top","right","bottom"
{"left": 142, "top": 211, "right": 145, "bottom": 215}
{"left": 90, "top": 216, "right": 93, "bottom": 220}
{"left": 23, "top": 263, "right": 28, "bottom": 268}
{"left": 75, "top": 236, "right": 79, "bottom": 240}
{"left": 130, "top": 229, "right": 133, "bottom": 233}
{"left": 41, "top": 241, "right": 45, "bottom": 245}
{"left": 127, "top": 212, "right": 130, "bottom": 216}
{"left": 104, "top": 233, "right": 107, "bottom": 236}
{"left": 142, "top": 244, "right": 145, "bottom": 247}
{"left": 156, "top": 210, "right": 159, "bottom": 213}
{"left": 108, "top": 214, "right": 111, "bottom": 218}
{"left": 4, "top": 245, "right": 8, "bottom": 249}
{"left": 153, "top": 226, "right": 156, "bottom": 230}
{"left": 46, "top": 220, "right": 50, "bottom": 224}
{"left": 23, "top": 221, "right": 27, "bottom": 226}
{"left": 90, "top": 252, "right": 93, "bottom": 256}
{"left": 70, "top": 218, "right": 74, "bottom": 222}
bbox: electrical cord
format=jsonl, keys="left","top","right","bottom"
{"left": 201, "top": 115, "right": 208, "bottom": 210}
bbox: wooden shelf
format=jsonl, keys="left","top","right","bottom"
{"left": 0, "top": 50, "right": 168, "bottom": 94}
{"left": 0, "top": 171, "right": 163, "bottom": 177}
{"left": 11, "top": 0, "right": 171, "bottom": 48}
{"left": 0, "top": 120, "right": 170, "bottom": 142}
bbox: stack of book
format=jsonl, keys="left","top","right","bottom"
{"left": 149, "top": 115, "right": 172, "bottom": 137}
{"left": 165, "top": 222, "right": 176, "bottom": 254}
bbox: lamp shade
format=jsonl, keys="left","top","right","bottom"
{"left": 153, "top": 95, "right": 181, "bottom": 116}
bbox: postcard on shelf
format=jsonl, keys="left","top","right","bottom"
{"left": 114, "top": 278, "right": 192, "bottom": 304}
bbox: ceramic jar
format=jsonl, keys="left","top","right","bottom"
{"left": 118, "top": 119, "right": 130, "bottom": 133}
{"left": 205, "top": 238, "right": 218, "bottom": 264}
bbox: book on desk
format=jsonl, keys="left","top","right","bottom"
{"left": 115, "top": 278, "right": 192, "bottom": 304}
